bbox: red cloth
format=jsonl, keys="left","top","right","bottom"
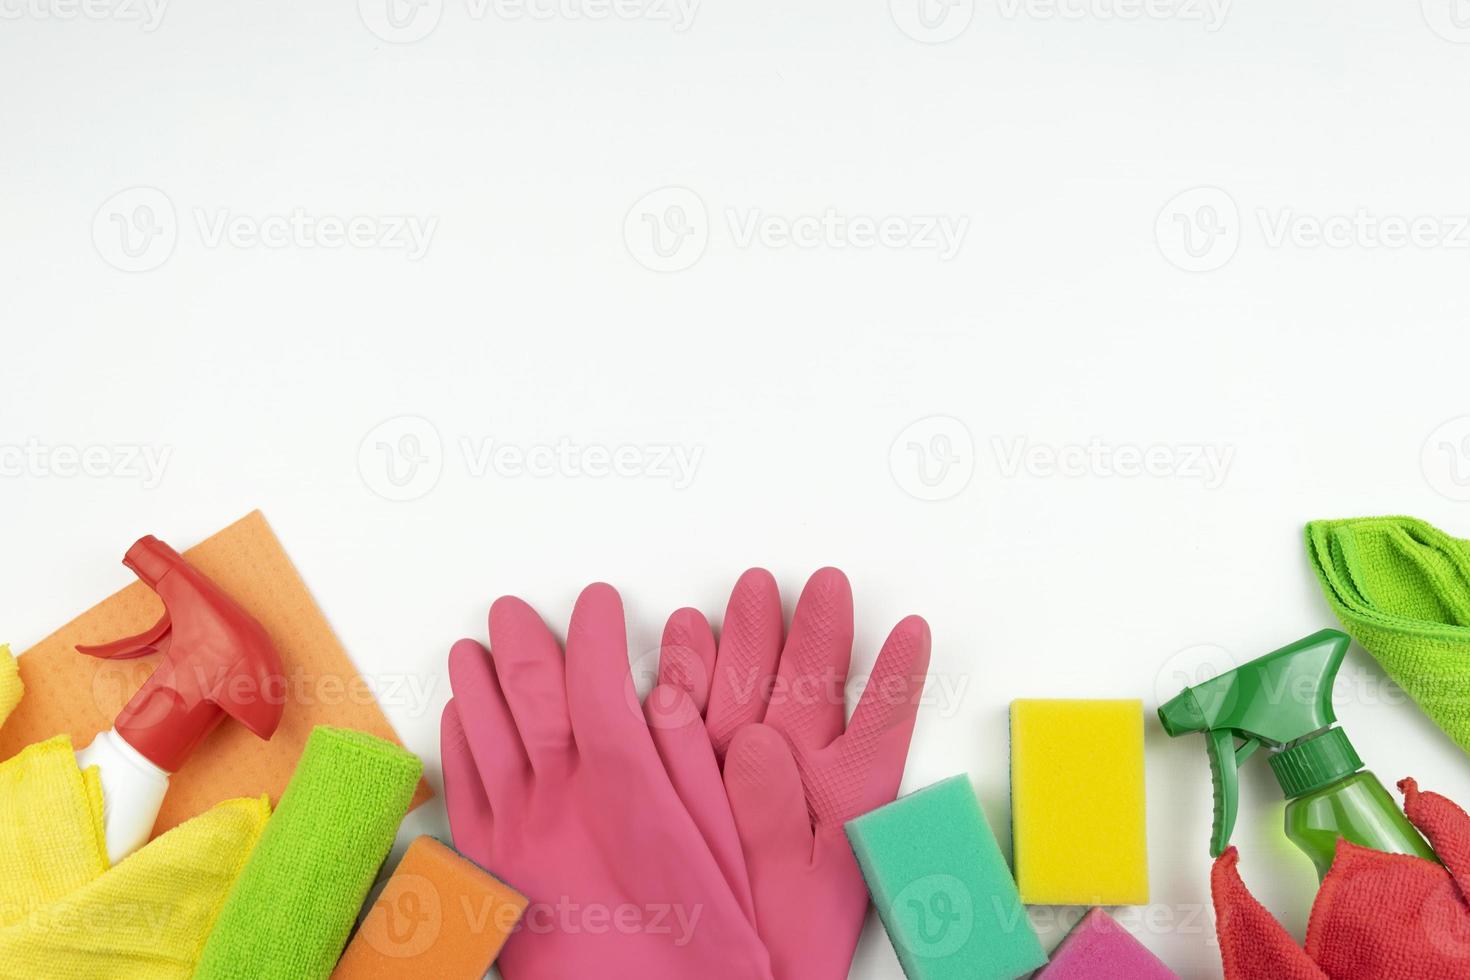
{"left": 1212, "top": 779, "right": 1470, "bottom": 980}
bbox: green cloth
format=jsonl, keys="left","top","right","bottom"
{"left": 1306, "top": 516, "right": 1470, "bottom": 754}
{"left": 194, "top": 726, "right": 423, "bottom": 980}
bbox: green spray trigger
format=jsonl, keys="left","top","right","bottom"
{"left": 1160, "top": 630, "right": 1348, "bottom": 857}
{"left": 1159, "top": 629, "right": 1437, "bottom": 875}
{"left": 1203, "top": 727, "right": 1262, "bottom": 857}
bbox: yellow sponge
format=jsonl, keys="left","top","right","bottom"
{"left": 1010, "top": 699, "right": 1148, "bottom": 905}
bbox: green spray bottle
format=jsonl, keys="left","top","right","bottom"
{"left": 1159, "top": 628, "right": 1437, "bottom": 878}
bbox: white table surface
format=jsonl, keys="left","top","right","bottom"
{"left": 6, "top": 1, "right": 1470, "bottom": 975}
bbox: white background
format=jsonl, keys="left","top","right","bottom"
{"left": 6, "top": 1, "right": 1470, "bottom": 976}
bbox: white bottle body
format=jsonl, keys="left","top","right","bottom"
{"left": 75, "top": 728, "right": 170, "bottom": 865}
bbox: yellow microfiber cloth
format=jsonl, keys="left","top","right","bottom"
{"left": 1011, "top": 699, "right": 1149, "bottom": 905}
{"left": 0, "top": 734, "right": 109, "bottom": 925}
{"left": 0, "top": 795, "right": 270, "bottom": 978}
{"left": 0, "top": 645, "right": 21, "bottom": 729}
{"left": 0, "top": 649, "right": 269, "bottom": 977}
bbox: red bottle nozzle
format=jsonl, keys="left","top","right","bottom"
{"left": 77, "top": 535, "right": 286, "bottom": 773}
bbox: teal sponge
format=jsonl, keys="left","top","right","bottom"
{"left": 846, "top": 775, "right": 1046, "bottom": 980}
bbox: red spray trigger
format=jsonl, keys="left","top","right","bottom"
{"left": 76, "top": 535, "right": 286, "bottom": 773}
{"left": 77, "top": 613, "right": 173, "bottom": 660}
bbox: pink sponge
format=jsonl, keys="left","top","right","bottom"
{"left": 1034, "top": 908, "right": 1178, "bottom": 979}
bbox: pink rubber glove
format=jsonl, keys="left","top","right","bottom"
{"left": 440, "top": 583, "right": 772, "bottom": 980}
{"left": 658, "top": 568, "right": 932, "bottom": 980}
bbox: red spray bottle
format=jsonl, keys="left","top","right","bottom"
{"left": 75, "top": 536, "right": 285, "bottom": 863}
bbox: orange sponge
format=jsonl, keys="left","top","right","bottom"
{"left": 332, "top": 836, "right": 527, "bottom": 979}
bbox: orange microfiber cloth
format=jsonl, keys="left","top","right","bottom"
{"left": 332, "top": 836, "right": 527, "bottom": 979}
{"left": 1212, "top": 778, "right": 1470, "bottom": 979}
{"left": 0, "top": 511, "right": 431, "bottom": 835}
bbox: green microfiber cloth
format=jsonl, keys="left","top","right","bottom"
{"left": 194, "top": 725, "right": 423, "bottom": 980}
{"left": 1306, "top": 516, "right": 1470, "bottom": 755}
{"left": 846, "top": 775, "right": 1046, "bottom": 980}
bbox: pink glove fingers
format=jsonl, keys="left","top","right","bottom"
{"left": 489, "top": 595, "right": 574, "bottom": 767}
{"left": 441, "top": 699, "right": 497, "bottom": 858}
{"left": 446, "top": 583, "right": 774, "bottom": 980}
{"left": 645, "top": 684, "right": 756, "bottom": 923}
{"left": 832, "top": 614, "right": 932, "bottom": 817}
{"left": 706, "top": 568, "right": 783, "bottom": 759}
{"left": 726, "top": 723, "right": 868, "bottom": 980}
{"left": 725, "top": 724, "right": 813, "bottom": 865}
{"left": 659, "top": 607, "right": 718, "bottom": 714}
{"left": 707, "top": 569, "right": 930, "bottom": 980}
{"left": 448, "top": 638, "right": 530, "bottom": 805}
{"left": 564, "top": 582, "right": 651, "bottom": 764}
{"left": 764, "top": 567, "right": 854, "bottom": 752}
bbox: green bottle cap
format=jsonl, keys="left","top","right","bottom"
{"left": 1269, "top": 727, "right": 1363, "bottom": 799}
